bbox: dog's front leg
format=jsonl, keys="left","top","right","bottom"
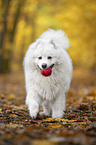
{"left": 26, "top": 91, "right": 41, "bottom": 119}
{"left": 52, "top": 93, "right": 66, "bottom": 119}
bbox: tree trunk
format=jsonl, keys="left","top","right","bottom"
{"left": 0, "top": 0, "right": 24, "bottom": 73}
{"left": 0, "top": 0, "right": 11, "bottom": 73}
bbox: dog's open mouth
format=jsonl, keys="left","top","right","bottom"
{"left": 41, "top": 64, "right": 54, "bottom": 77}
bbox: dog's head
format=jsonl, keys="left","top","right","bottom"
{"left": 32, "top": 40, "right": 58, "bottom": 76}
{"left": 34, "top": 40, "right": 57, "bottom": 67}
{"left": 24, "top": 29, "right": 70, "bottom": 77}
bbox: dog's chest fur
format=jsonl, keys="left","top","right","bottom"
{"left": 32, "top": 76, "right": 61, "bottom": 100}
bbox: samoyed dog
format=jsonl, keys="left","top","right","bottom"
{"left": 24, "top": 29, "right": 72, "bottom": 119}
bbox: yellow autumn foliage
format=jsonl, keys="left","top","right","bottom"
{"left": 0, "top": 0, "right": 96, "bottom": 72}
{"left": 43, "top": 117, "right": 76, "bottom": 123}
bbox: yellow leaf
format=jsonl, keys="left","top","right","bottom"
{"left": 49, "top": 123, "right": 62, "bottom": 128}
{"left": 55, "top": 118, "right": 76, "bottom": 122}
{"left": 0, "top": 108, "right": 2, "bottom": 113}
{"left": 43, "top": 117, "right": 76, "bottom": 123}
{"left": 43, "top": 118, "right": 54, "bottom": 122}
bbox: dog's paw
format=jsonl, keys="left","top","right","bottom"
{"left": 52, "top": 112, "right": 64, "bottom": 119}
{"left": 29, "top": 108, "right": 39, "bottom": 119}
{"left": 39, "top": 112, "right": 45, "bottom": 116}
{"left": 39, "top": 112, "right": 49, "bottom": 117}
{"left": 39, "top": 111, "right": 51, "bottom": 117}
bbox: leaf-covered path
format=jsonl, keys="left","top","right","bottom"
{"left": 0, "top": 70, "right": 96, "bottom": 145}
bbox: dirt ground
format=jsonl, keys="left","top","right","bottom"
{"left": 0, "top": 69, "right": 96, "bottom": 145}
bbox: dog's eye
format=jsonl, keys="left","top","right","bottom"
{"left": 38, "top": 56, "right": 42, "bottom": 59}
{"left": 47, "top": 56, "right": 52, "bottom": 59}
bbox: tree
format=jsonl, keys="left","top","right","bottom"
{"left": 0, "top": 0, "right": 24, "bottom": 73}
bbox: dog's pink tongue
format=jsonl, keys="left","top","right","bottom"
{"left": 41, "top": 67, "right": 52, "bottom": 77}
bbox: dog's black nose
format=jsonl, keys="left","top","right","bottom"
{"left": 42, "top": 63, "right": 47, "bottom": 69}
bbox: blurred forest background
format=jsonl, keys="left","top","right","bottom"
{"left": 0, "top": 0, "right": 96, "bottom": 73}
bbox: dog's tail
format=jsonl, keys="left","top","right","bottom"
{"left": 39, "top": 28, "right": 70, "bottom": 50}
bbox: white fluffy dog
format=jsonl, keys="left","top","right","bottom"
{"left": 24, "top": 29, "right": 72, "bottom": 119}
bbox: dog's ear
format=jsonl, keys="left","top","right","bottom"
{"left": 50, "top": 40, "right": 57, "bottom": 49}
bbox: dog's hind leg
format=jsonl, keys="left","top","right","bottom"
{"left": 40, "top": 100, "right": 51, "bottom": 117}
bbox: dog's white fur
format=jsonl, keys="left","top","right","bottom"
{"left": 24, "top": 29, "right": 72, "bottom": 119}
